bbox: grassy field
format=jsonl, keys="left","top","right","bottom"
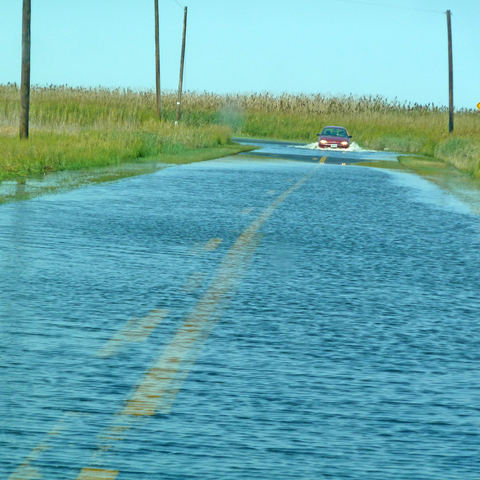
{"left": 0, "top": 84, "right": 252, "bottom": 181}
{"left": 175, "top": 91, "right": 480, "bottom": 177}
{"left": 2, "top": 84, "right": 480, "bottom": 180}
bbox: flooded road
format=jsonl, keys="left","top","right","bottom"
{"left": 1, "top": 152, "right": 480, "bottom": 479}
{"left": 233, "top": 137, "right": 401, "bottom": 164}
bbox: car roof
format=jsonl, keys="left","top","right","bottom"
{"left": 323, "top": 126, "right": 347, "bottom": 130}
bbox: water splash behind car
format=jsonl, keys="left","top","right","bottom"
{"left": 317, "top": 126, "right": 352, "bottom": 149}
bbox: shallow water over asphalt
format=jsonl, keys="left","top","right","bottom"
{"left": 1, "top": 156, "right": 480, "bottom": 479}
{"left": 0, "top": 163, "right": 167, "bottom": 205}
{"left": 233, "top": 137, "right": 401, "bottom": 163}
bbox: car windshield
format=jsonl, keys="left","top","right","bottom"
{"left": 321, "top": 128, "right": 348, "bottom": 138}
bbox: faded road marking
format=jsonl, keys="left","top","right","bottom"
{"left": 189, "top": 238, "right": 223, "bottom": 255}
{"left": 8, "top": 413, "right": 82, "bottom": 480}
{"left": 181, "top": 272, "right": 207, "bottom": 293}
{"left": 203, "top": 238, "right": 223, "bottom": 251}
{"left": 319, "top": 156, "right": 327, "bottom": 164}
{"left": 152, "top": 233, "right": 264, "bottom": 415}
{"left": 122, "top": 166, "right": 319, "bottom": 417}
{"left": 76, "top": 468, "right": 119, "bottom": 480}
{"left": 77, "top": 165, "right": 319, "bottom": 473}
{"left": 188, "top": 241, "right": 202, "bottom": 255}
{"left": 96, "top": 309, "right": 169, "bottom": 358}
{"left": 240, "top": 207, "right": 255, "bottom": 215}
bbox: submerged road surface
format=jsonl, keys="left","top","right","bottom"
{"left": 1, "top": 155, "right": 480, "bottom": 479}
{"left": 233, "top": 137, "right": 402, "bottom": 164}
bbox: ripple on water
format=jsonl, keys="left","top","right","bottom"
{"left": 1, "top": 159, "right": 479, "bottom": 479}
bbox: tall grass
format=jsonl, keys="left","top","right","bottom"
{"left": 0, "top": 84, "right": 235, "bottom": 180}
{"left": 157, "top": 90, "right": 480, "bottom": 176}
{"left": 2, "top": 84, "right": 480, "bottom": 178}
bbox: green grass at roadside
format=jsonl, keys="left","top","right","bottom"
{"left": 397, "top": 155, "right": 455, "bottom": 176}
{"left": 0, "top": 121, "right": 250, "bottom": 181}
{"left": 237, "top": 111, "right": 480, "bottom": 178}
{"left": 2, "top": 84, "right": 480, "bottom": 180}
{"left": 142, "top": 145, "right": 255, "bottom": 165}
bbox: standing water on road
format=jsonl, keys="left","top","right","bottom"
{"left": 1, "top": 157, "right": 479, "bottom": 479}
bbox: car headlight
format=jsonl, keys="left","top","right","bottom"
{"left": 341, "top": 141, "right": 348, "bottom": 146}
{"left": 320, "top": 140, "right": 327, "bottom": 144}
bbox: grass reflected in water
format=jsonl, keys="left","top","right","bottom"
{"left": 0, "top": 162, "right": 168, "bottom": 204}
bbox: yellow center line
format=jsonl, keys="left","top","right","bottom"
{"left": 202, "top": 238, "right": 223, "bottom": 251}
{"left": 76, "top": 165, "right": 320, "bottom": 473}
{"left": 240, "top": 207, "right": 255, "bottom": 215}
{"left": 76, "top": 468, "right": 118, "bottom": 480}
{"left": 122, "top": 165, "right": 319, "bottom": 417}
{"left": 96, "top": 309, "right": 169, "bottom": 358}
{"left": 189, "top": 238, "right": 223, "bottom": 255}
{"left": 188, "top": 241, "right": 202, "bottom": 256}
{"left": 8, "top": 413, "right": 82, "bottom": 480}
{"left": 181, "top": 271, "right": 207, "bottom": 293}
{"left": 153, "top": 232, "right": 264, "bottom": 415}
{"left": 319, "top": 156, "right": 327, "bottom": 164}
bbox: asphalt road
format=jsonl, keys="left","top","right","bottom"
{"left": 1, "top": 153, "right": 479, "bottom": 479}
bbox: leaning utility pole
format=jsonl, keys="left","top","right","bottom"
{"left": 154, "top": 0, "right": 162, "bottom": 120}
{"left": 176, "top": 6, "right": 188, "bottom": 123}
{"left": 446, "top": 9, "right": 454, "bottom": 133}
{"left": 20, "top": 0, "right": 31, "bottom": 139}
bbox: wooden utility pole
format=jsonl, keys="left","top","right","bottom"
{"left": 20, "top": 0, "right": 31, "bottom": 139}
{"left": 154, "top": 0, "right": 162, "bottom": 120}
{"left": 447, "top": 9, "right": 454, "bottom": 133}
{"left": 176, "top": 6, "right": 188, "bottom": 123}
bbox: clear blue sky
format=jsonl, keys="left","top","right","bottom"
{"left": 1, "top": 0, "right": 479, "bottom": 109}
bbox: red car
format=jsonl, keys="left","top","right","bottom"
{"left": 317, "top": 126, "right": 352, "bottom": 149}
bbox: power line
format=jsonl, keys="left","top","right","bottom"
{"left": 334, "top": 0, "right": 443, "bottom": 14}
{"left": 171, "top": 0, "right": 184, "bottom": 8}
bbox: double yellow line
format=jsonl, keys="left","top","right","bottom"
{"left": 8, "top": 413, "right": 85, "bottom": 480}
{"left": 11, "top": 165, "right": 320, "bottom": 480}
{"left": 95, "top": 309, "right": 169, "bottom": 358}
{"left": 76, "top": 166, "right": 320, "bottom": 477}
{"left": 121, "top": 164, "right": 320, "bottom": 417}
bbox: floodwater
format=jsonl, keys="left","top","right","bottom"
{"left": 233, "top": 137, "right": 402, "bottom": 163}
{"left": 1, "top": 151, "right": 480, "bottom": 479}
{"left": 0, "top": 163, "right": 167, "bottom": 205}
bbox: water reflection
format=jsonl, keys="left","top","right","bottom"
{"left": 0, "top": 163, "right": 168, "bottom": 204}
